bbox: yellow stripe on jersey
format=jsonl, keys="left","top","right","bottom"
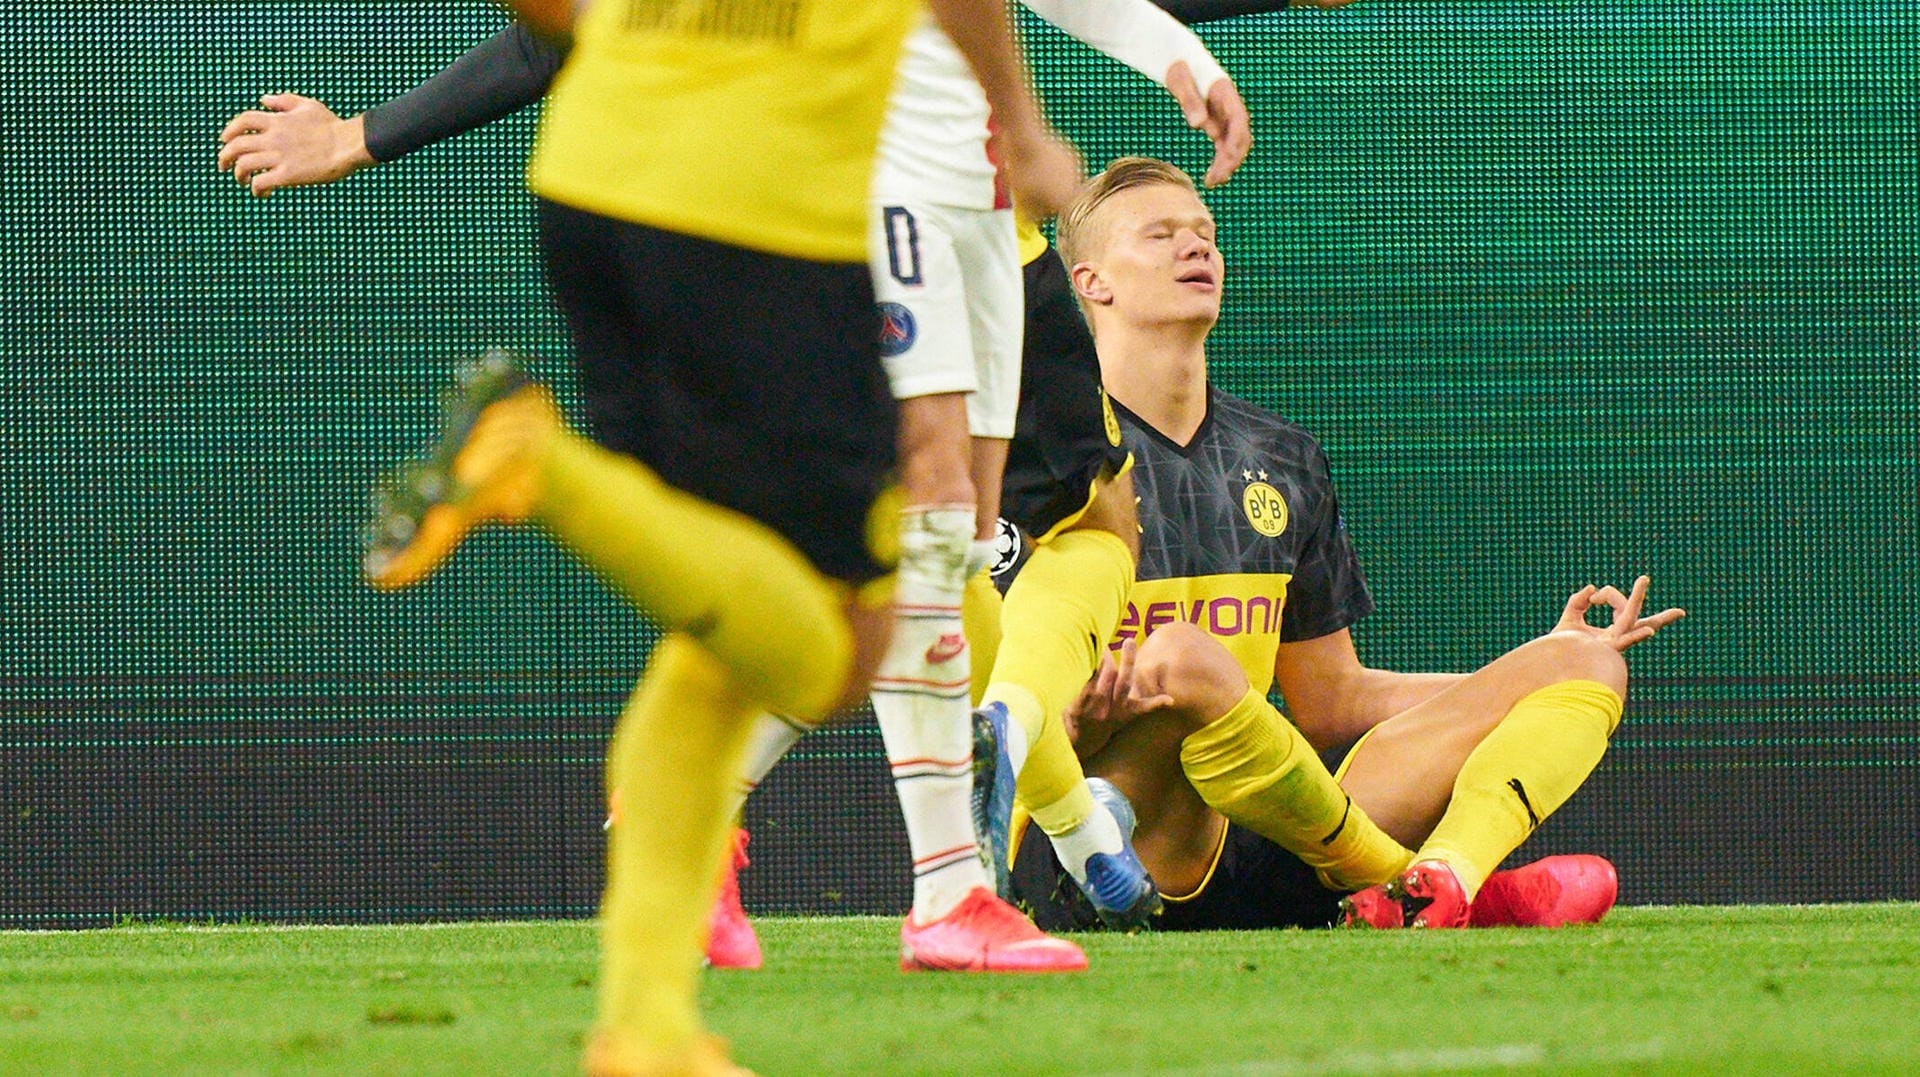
{"left": 1113, "top": 574, "right": 1290, "bottom": 690}
{"left": 531, "top": 0, "right": 919, "bottom": 263}
{"left": 1015, "top": 212, "right": 1051, "bottom": 266}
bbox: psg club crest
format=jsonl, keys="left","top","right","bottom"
{"left": 877, "top": 302, "right": 917, "bottom": 357}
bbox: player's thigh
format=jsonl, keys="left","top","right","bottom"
{"left": 870, "top": 202, "right": 981, "bottom": 405}
{"left": 953, "top": 207, "right": 1022, "bottom": 443}
{"left": 539, "top": 200, "right": 897, "bottom": 584}
{"left": 1336, "top": 636, "right": 1615, "bottom": 847}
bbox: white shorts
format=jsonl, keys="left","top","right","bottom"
{"left": 866, "top": 200, "right": 1022, "bottom": 439}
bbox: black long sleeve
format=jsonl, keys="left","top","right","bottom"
{"left": 360, "top": 23, "right": 570, "bottom": 164}
{"left": 1152, "top": 0, "right": 1290, "bottom": 25}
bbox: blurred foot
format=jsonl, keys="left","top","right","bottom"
{"left": 706, "top": 828, "right": 762, "bottom": 969}
{"left": 363, "top": 348, "right": 554, "bottom": 589}
{"left": 900, "top": 886, "right": 1088, "bottom": 972}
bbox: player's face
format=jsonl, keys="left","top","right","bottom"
{"left": 1092, "top": 184, "right": 1223, "bottom": 329}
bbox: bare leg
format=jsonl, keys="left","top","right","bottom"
{"left": 1080, "top": 621, "right": 1249, "bottom": 896}
{"left": 1335, "top": 632, "right": 1626, "bottom": 848}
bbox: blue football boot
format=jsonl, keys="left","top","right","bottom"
{"left": 1076, "top": 778, "right": 1162, "bottom": 933}
{"left": 970, "top": 702, "right": 1019, "bottom": 900}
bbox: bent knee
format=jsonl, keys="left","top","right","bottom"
{"left": 1528, "top": 631, "right": 1629, "bottom": 697}
{"left": 1133, "top": 623, "right": 1249, "bottom": 727}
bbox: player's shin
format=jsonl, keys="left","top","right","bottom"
{"left": 961, "top": 550, "right": 1004, "bottom": 706}
{"left": 872, "top": 506, "right": 989, "bottom": 921}
{"left": 984, "top": 527, "right": 1133, "bottom": 834}
{"left": 590, "top": 635, "right": 758, "bottom": 1072}
{"left": 710, "top": 711, "right": 815, "bottom": 971}
{"left": 536, "top": 432, "right": 858, "bottom": 720}
{"left": 1180, "top": 688, "right": 1414, "bottom": 891}
{"left": 983, "top": 528, "right": 1158, "bottom": 925}
{"left": 1415, "top": 679, "right": 1623, "bottom": 899}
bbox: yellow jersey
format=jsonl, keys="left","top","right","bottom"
{"left": 1016, "top": 212, "right": 1051, "bottom": 266}
{"left": 530, "top": 0, "right": 919, "bottom": 263}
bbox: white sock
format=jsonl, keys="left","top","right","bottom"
{"left": 1048, "top": 793, "right": 1125, "bottom": 887}
{"left": 997, "top": 707, "right": 1030, "bottom": 778}
{"left": 872, "top": 505, "right": 989, "bottom": 922}
{"left": 733, "top": 711, "right": 811, "bottom": 811}
{"left": 966, "top": 538, "right": 999, "bottom": 579}
{"left": 607, "top": 710, "right": 807, "bottom": 832}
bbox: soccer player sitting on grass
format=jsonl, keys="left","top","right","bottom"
{"left": 995, "top": 157, "right": 1686, "bottom": 931}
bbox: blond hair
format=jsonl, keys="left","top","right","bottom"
{"left": 1055, "top": 156, "right": 1198, "bottom": 269}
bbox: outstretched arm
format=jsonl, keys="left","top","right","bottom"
{"left": 929, "top": 0, "right": 1085, "bottom": 219}
{"left": 1021, "top": 0, "right": 1250, "bottom": 187}
{"left": 1273, "top": 629, "right": 1464, "bottom": 750}
{"left": 216, "top": 23, "right": 564, "bottom": 197}
{"left": 1154, "top": 0, "right": 1357, "bottom": 23}
{"left": 1274, "top": 576, "right": 1687, "bottom": 749}
{"left": 361, "top": 23, "right": 565, "bottom": 163}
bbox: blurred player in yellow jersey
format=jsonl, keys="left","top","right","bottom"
{"left": 359, "top": 1, "right": 1080, "bottom": 1073}
{"left": 996, "top": 158, "right": 1684, "bottom": 936}
{"left": 215, "top": 0, "right": 1265, "bottom": 970}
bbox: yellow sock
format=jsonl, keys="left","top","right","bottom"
{"left": 982, "top": 528, "right": 1133, "bottom": 835}
{"left": 536, "top": 431, "right": 864, "bottom": 720}
{"left": 1418, "top": 679, "right": 1624, "bottom": 899}
{"left": 1181, "top": 688, "right": 1414, "bottom": 890}
{"left": 961, "top": 570, "right": 1002, "bottom": 708}
{"left": 592, "top": 635, "right": 756, "bottom": 1068}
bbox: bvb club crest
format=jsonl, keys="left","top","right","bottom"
{"left": 1241, "top": 471, "right": 1287, "bottom": 538}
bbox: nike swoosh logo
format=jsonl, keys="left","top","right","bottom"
{"left": 924, "top": 633, "right": 968, "bottom": 665}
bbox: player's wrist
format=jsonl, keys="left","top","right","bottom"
{"left": 335, "top": 114, "right": 377, "bottom": 174}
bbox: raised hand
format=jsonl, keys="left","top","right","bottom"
{"left": 218, "top": 93, "right": 375, "bottom": 198}
{"left": 1552, "top": 575, "right": 1686, "bottom": 652}
{"left": 1165, "top": 60, "right": 1251, "bottom": 188}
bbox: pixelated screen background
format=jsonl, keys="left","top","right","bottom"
{"left": 2, "top": 2, "right": 1913, "bottom": 926}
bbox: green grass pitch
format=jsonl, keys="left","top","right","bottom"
{"left": 3, "top": 905, "right": 1916, "bottom": 1076}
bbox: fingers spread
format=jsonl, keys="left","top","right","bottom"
{"left": 1640, "top": 607, "right": 1687, "bottom": 631}
{"left": 1615, "top": 626, "right": 1657, "bottom": 650}
{"left": 219, "top": 111, "right": 274, "bottom": 143}
{"left": 227, "top": 151, "right": 272, "bottom": 186}
{"left": 1621, "top": 574, "right": 1651, "bottom": 622}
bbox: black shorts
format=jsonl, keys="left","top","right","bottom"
{"left": 1010, "top": 818, "right": 1345, "bottom": 932}
{"left": 1000, "top": 249, "right": 1132, "bottom": 540}
{"left": 538, "top": 200, "right": 897, "bottom": 583}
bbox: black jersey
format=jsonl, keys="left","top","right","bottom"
{"left": 1113, "top": 387, "right": 1373, "bottom": 689}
